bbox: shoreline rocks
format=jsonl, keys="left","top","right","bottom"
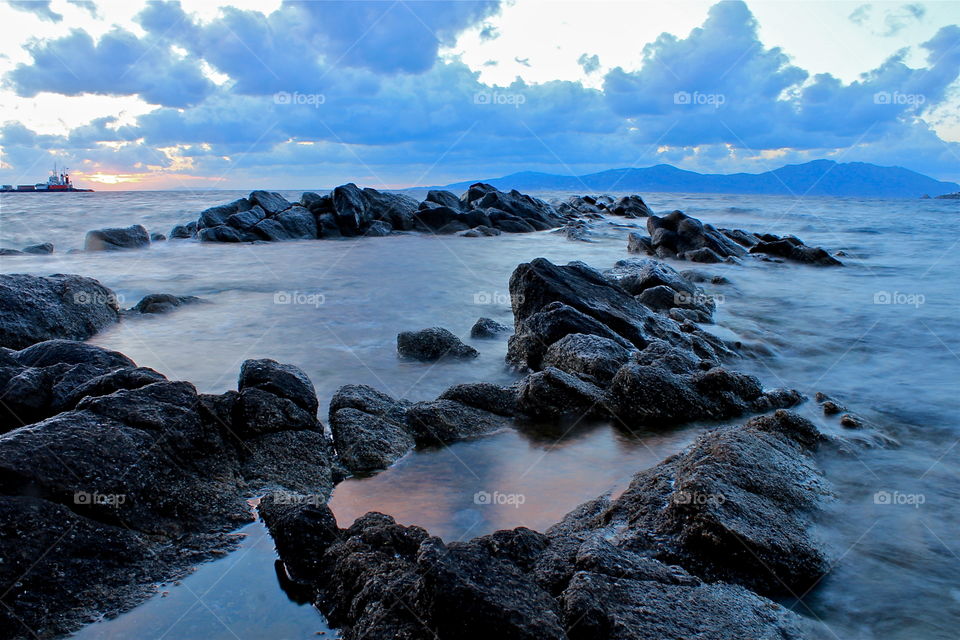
{"left": 397, "top": 327, "right": 479, "bottom": 361}
{"left": 84, "top": 225, "right": 150, "bottom": 251}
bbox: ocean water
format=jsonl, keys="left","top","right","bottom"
{"left": 1, "top": 189, "right": 958, "bottom": 639}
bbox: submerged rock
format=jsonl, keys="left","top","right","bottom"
{"left": 0, "top": 274, "right": 121, "bottom": 349}
{"left": 129, "top": 293, "right": 204, "bottom": 314}
{"left": 84, "top": 224, "right": 150, "bottom": 251}
{"left": 397, "top": 327, "right": 479, "bottom": 361}
{"left": 470, "top": 317, "right": 510, "bottom": 338}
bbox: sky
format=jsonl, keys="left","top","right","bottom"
{"left": 0, "top": 0, "right": 957, "bottom": 190}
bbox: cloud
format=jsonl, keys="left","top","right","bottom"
{"left": 66, "top": 0, "right": 98, "bottom": 18}
{"left": 849, "top": 4, "right": 872, "bottom": 26}
{"left": 849, "top": 2, "right": 928, "bottom": 36}
{"left": 8, "top": 0, "right": 62, "bottom": 22}
{"left": 578, "top": 53, "right": 600, "bottom": 74}
{"left": 7, "top": 28, "right": 215, "bottom": 107}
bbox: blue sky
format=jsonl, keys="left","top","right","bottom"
{"left": 0, "top": 0, "right": 958, "bottom": 190}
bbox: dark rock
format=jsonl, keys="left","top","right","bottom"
{"left": 315, "top": 212, "right": 342, "bottom": 238}
{"left": 413, "top": 204, "right": 463, "bottom": 231}
{"left": 198, "top": 199, "right": 249, "bottom": 229}
{"left": 227, "top": 205, "right": 267, "bottom": 230}
{"left": 822, "top": 400, "right": 844, "bottom": 415}
{"left": 249, "top": 190, "right": 292, "bottom": 215}
{"left": 328, "top": 384, "right": 411, "bottom": 425}
{"left": 461, "top": 182, "right": 499, "bottom": 208}
{"left": 199, "top": 225, "right": 243, "bottom": 242}
{"left": 470, "top": 317, "right": 510, "bottom": 338}
{"left": 438, "top": 382, "right": 518, "bottom": 416}
{"left": 0, "top": 248, "right": 24, "bottom": 256}
{"left": 275, "top": 206, "right": 318, "bottom": 239}
{"left": 609, "top": 194, "right": 653, "bottom": 217}
{"left": 239, "top": 358, "right": 318, "bottom": 416}
{"left": 22, "top": 242, "right": 54, "bottom": 254}
{"left": 84, "top": 224, "right": 150, "bottom": 251}
{"left": 149, "top": 232, "right": 166, "bottom": 242}
{"left": 541, "top": 333, "right": 632, "bottom": 385}
{"left": 516, "top": 367, "right": 610, "bottom": 420}
{"left": 240, "top": 429, "right": 337, "bottom": 494}
{"left": 14, "top": 340, "right": 133, "bottom": 369}
{"left": 329, "top": 407, "right": 415, "bottom": 474}
{"left": 332, "top": 183, "right": 368, "bottom": 235}
{"left": 475, "top": 189, "right": 560, "bottom": 228}
{"left": 627, "top": 232, "right": 653, "bottom": 254}
{"left": 839, "top": 414, "right": 863, "bottom": 428}
{"left": 252, "top": 218, "right": 295, "bottom": 241}
{"left": 363, "top": 220, "right": 393, "bottom": 236}
{"left": 404, "top": 400, "right": 507, "bottom": 445}
{"left": 424, "top": 189, "right": 464, "bottom": 212}
{"left": 605, "top": 258, "right": 695, "bottom": 296}
{"left": 750, "top": 239, "right": 843, "bottom": 266}
{"left": 684, "top": 247, "right": 725, "bottom": 263}
{"left": 491, "top": 216, "right": 537, "bottom": 233}
{"left": 233, "top": 387, "right": 318, "bottom": 437}
{"left": 130, "top": 293, "right": 203, "bottom": 314}
{"left": 397, "top": 327, "right": 479, "bottom": 361}
{"left": 0, "top": 275, "right": 121, "bottom": 349}
{"left": 362, "top": 189, "right": 419, "bottom": 231}
{"left": 170, "top": 221, "right": 198, "bottom": 239}
{"left": 257, "top": 493, "right": 340, "bottom": 580}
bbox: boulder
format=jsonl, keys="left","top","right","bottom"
{"left": 328, "top": 384, "right": 411, "bottom": 425}
{"left": 438, "top": 382, "right": 518, "bottom": 416}
{"left": 541, "top": 333, "right": 632, "bottom": 385}
{"left": 226, "top": 205, "right": 267, "bottom": 230}
{"left": 609, "top": 194, "right": 653, "bottom": 217}
{"left": 329, "top": 407, "right": 415, "bottom": 474}
{"left": 198, "top": 199, "right": 249, "bottom": 229}
{"left": 238, "top": 358, "right": 318, "bottom": 416}
{"left": 129, "top": 293, "right": 203, "bottom": 315}
{"left": 516, "top": 367, "right": 610, "bottom": 420}
{"left": 470, "top": 317, "right": 510, "bottom": 338}
{"left": 0, "top": 275, "right": 121, "bottom": 349}
{"left": 363, "top": 220, "right": 393, "bottom": 237}
{"left": 424, "top": 189, "right": 464, "bottom": 212}
{"left": 252, "top": 218, "right": 294, "bottom": 242}
{"left": 362, "top": 188, "right": 418, "bottom": 230}
{"left": 249, "top": 190, "right": 292, "bottom": 215}
{"left": 22, "top": 243, "right": 54, "bottom": 255}
{"left": 275, "top": 206, "right": 319, "bottom": 239}
{"left": 332, "top": 183, "right": 368, "bottom": 235}
{"left": 749, "top": 238, "right": 843, "bottom": 266}
{"left": 199, "top": 225, "right": 244, "bottom": 242}
{"left": 627, "top": 232, "right": 653, "bottom": 254}
{"left": 84, "top": 225, "right": 150, "bottom": 251}
{"left": 604, "top": 258, "right": 694, "bottom": 296}
{"left": 397, "top": 327, "right": 479, "bottom": 361}
{"left": 169, "top": 221, "right": 198, "bottom": 239}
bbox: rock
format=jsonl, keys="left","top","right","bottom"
{"left": 541, "top": 333, "right": 632, "bottom": 385}
{"left": 199, "top": 225, "right": 244, "bottom": 242}
{"left": 315, "top": 212, "right": 342, "bottom": 238}
{"left": 397, "top": 327, "right": 479, "bottom": 361}
{"left": 404, "top": 400, "right": 508, "bottom": 445}
{"left": 459, "top": 225, "right": 501, "bottom": 237}
{"left": 362, "top": 188, "right": 419, "bottom": 231}
{"left": 331, "top": 183, "right": 368, "bottom": 235}
{"left": 233, "top": 387, "right": 318, "bottom": 438}
{"left": 822, "top": 400, "right": 844, "bottom": 415}
{"left": 363, "top": 220, "right": 393, "bottom": 236}
{"left": 507, "top": 302, "right": 634, "bottom": 371}
{"left": 300, "top": 191, "right": 330, "bottom": 212}
{"left": 84, "top": 224, "right": 150, "bottom": 251}
{"left": 637, "top": 284, "right": 683, "bottom": 311}
{"left": 609, "top": 194, "right": 653, "bottom": 217}
{"left": 516, "top": 367, "right": 610, "bottom": 420}
{"left": 424, "top": 189, "right": 464, "bottom": 212}
{"left": 240, "top": 429, "right": 337, "bottom": 495}
{"left": 227, "top": 205, "right": 267, "bottom": 230}
{"left": 252, "top": 218, "right": 295, "bottom": 241}
{"left": 608, "top": 363, "right": 800, "bottom": 427}
{"left": 492, "top": 217, "right": 538, "bottom": 233}
{"left": 0, "top": 275, "right": 121, "bottom": 349}
{"left": 238, "top": 358, "right": 318, "bottom": 416}
{"left": 249, "top": 190, "right": 292, "bottom": 215}
{"left": 329, "top": 407, "right": 415, "bottom": 474}
{"left": 13, "top": 340, "right": 134, "bottom": 369}
{"left": 474, "top": 188, "right": 561, "bottom": 228}
{"left": 750, "top": 238, "right": 843, "bottom": 266}
{"left": 627, "top": 232, "right": 653, "bottom": 254}
{"left": 328, "top": 384, "right": 411, "bottom": 425}
{"left": 470, "top": 317, "right": 510, "bottom": 338}
{"left": 169, "top": 221, "right": 198, "bottom": 239}
{"left": 130, "top": 293, "right": 203, "bottom": 314}
{"left": 604, "top": 258, "right": 695, "bottom": 296}
{"left": 438, "top": 382, "right": 518, "bottom": 416}
{"left": 684, "top": 247, "right": 725, "bottom": 263}
{"left": 22, "top": 242, "right": 54, "bottom": 254}
{"left": 839, "top": 414, "right": 863, "bottom": 428}
{"left": 274, "top": 206, "right": 318, "bottom": 239}
{"left": 413, "top": 204, "right": 463, "bottom": 232}
{"left": 198, "top": 199, "right": 250, "bottom": 229}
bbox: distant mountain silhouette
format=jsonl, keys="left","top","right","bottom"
{"left": 432, "top": 160, "right": 959, "bottom": 198}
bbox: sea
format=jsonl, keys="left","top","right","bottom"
{"left": 1, "top": 189, "right": 958, "bottom": 639}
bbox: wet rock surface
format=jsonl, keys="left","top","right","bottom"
{"left": 397, "top": 326, "right": 479, "bottom": 361}
{"left": 84, "top": 224, "right": 150, "bottom": 251}
{"left": 0, "top": 274, "right": 121, "bottom": 349}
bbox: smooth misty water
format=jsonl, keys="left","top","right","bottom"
{"left": 1, "top": 189, "right": 958, "bottom": 639}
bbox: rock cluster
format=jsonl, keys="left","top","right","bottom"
{"left": 0, "top": 242, "right": 55, "bottom": 256}
{"left": 628, "top": 210, "right": 842, "bottom": 266}
{"left": 175, "top": 183, "right": 565, "bottom": 243}
{"left": 0, "top": 346, "right": 337, "bottom": 637}
{"left": 261, "top": 410, "right": 831, "bottom": 640}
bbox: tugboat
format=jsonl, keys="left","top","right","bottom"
{"left": 1, "top": 164, "right": 93, "bottom": 192}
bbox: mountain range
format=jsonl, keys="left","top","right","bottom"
{"left": 431, "top": 160, "right": 959, "bottom": 198}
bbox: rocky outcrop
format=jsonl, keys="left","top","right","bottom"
{"left": 0, "top": 344, "right": 336, "bottom": 637}
{"left": 746, "top": 235, "right": 843, "bottom": 266}
{"left": 470, "top": 317, "right": 510, "bottom": 338}
{"left": 397, "top": 327, "right": 479, "bottom": 361}
{"left": 0, "top": 274, "right": 121, "bottom": 349}
{"left": 260, "top": 411, "right": 831, "bottom": 640}
{"left": 84, "top": 224, "right": 150, "bottom": 251}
